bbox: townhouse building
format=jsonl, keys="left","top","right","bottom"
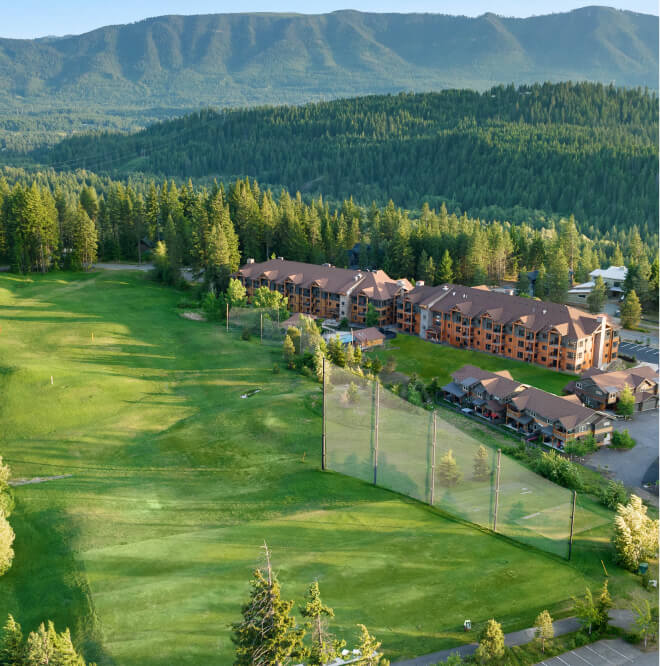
{"left": 398, "top": 283, "right": 618, "bottom": 372}
{"left": 234, "top": 258, "right": 412, "bottom": 326}
{"left": 443, "top": 365, "right": 613, "bottom": 449}
{"left": 565, "top": 366, "right": 658, "bottom": 412}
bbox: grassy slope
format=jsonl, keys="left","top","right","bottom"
{"left": 372, "top": 334, "right": 575, "bottom": 395}
{"left": 0, "top": 272, "right": 648, "bottom": 664}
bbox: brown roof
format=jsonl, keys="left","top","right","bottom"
{"left": 353, "top": 327, "right": 385, "bottom": 344}
{"left": 509, "top": 387, "right": 600, "bottom": 430}
{"left": 586, "top": 366, "right": 658, "bottom": 394}
{"left": 236, "top": 259, "right": 410, "bottom": 300}
{"left": 451, "top": 365, "right": 522, "bottom": 400}
{"left": 280, "top": 312, "right": 315, "bottom": 328}
{"left": 407, "top": 283, "right": 613, "bottom": 341}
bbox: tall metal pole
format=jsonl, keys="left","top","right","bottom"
{"left": 226, "top": 302, "right": 229, "bottom": 332}
{"left": 373, "top": 381, "right": 380, "bottom": 486}
{"left": 430, "top": 410, "right": 437, "bottom": 505}
{"left": 493, "top": 448, "right": 502, "bottom": 532}
{"left": 260, "top": 313, "right": 263, "bottom": 344}
{"left": 568, "top": 490, "right": 577, "bottom": 561}
{"left": 321, "top": 357, "right": 327, "bottom": 471}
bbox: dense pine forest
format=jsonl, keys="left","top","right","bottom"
{"left": 29, "top": 83, "right": 659, "bottom": 240}
{"left": 1, "top": 167, "right": 657, "bottom": 313}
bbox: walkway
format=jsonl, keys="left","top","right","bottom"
{"left": 393, "top": 618, "right": 581, "bottom": 665}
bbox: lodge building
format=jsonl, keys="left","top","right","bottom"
{"left": 233, "top": 258, "right": 412, "bottom": 327}
{"left": 398, "top": 283, "right": 618, "bottom": 372}
{"left": 234, "top": 260, "right": 619, "bottom": 373}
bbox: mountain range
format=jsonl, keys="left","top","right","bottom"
{"left": 0, "top": 6, "right": 657, "bottom": 131}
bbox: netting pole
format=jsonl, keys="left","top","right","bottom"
{"left": 493, "top": 448, "right": 502, "bottom": 532}
{"left": 373, "top": 380, "right": 380, "bottom": 486}
{"left": 321, "top": 357, "right": 327, "bottom": 471}
{"left": 430, "top": 410, "right": 437, "bottom": 505}
{"left": 568, "top": 490, "right": 577, "bottom": 561}
{"left": 260, "top": 313, "right": 263, "bottom": 344}
{"left": 226, "top": 303, "right": 229, "bottom": 332}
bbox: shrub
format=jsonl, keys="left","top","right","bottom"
{"left": 534, "top": 451, "right": 583, "bottom": 490}
{"left": 301, "top": 366, "right": 314, "bottom": 378}
{"left": 565, "top": 435, "right": 597, "bottom": 458}
{"left": 272, "top": 363, "right": 280, "bottom": 375}
{"left": 611, "top": 430, "right": 636, "bottom": 449}
{"left": 601, "top": 480, "right": 628, "bottom": 510}
{"left": 241, "top": 328, "right": 251, "bottom": 341}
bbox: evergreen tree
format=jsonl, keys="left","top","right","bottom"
{"left": 475, "top": 619, "right": 505, "bottom": 662}
{"left": 300, "top": 582, "right": 343, "bottom": 666}
{"left": 534, "top": 264, "right": 548, "bottom": 299}
{"left": 516, "top": 270, "right": 530, "bottom": 297}
{"left": 327, "top": 336, "right": 346, "bottom": 368}
{"left": 472, "top": 446, "right": 490, "bottom": 482}
{"left": 354, "top": 625, "right": 387, "bottom": 665}
{"left": 534, "top": 610, "right": 554, "bottom": 652}
{"left": 231, "top": 545, "right": 305, "bottom": 665}
{"left": 587, "top": 276, "right": 607, "bottom": 313}
{"left": 437, "top": 250, "right": 453, "bottom": 283}
{"left": 438, "top": 450, "right": 461, "bottom": 487}
{"left": 0, "top": 615, "right": 23, "bottom": 665}
{"left": 365, "top": 304, "right": 379, "bottom": 327}
{"left": 71, "top": 204, "right": 98, "bottom": 271}
{"left": 620, "top": 290, "right": 642, "bottom": 329}
{"left": 547, "top": 246, "right": 570, "bottom": 303}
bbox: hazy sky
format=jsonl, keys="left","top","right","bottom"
{"left": 2, "top": 1, "right": 657, "bottom": 39}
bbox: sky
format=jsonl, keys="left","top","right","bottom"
{"left": 2, "top": 1, "right": 657, "bottom": 39}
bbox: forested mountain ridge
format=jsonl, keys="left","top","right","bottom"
{"left": 0, "top": 6, "right": 657, "bottom": 150}
{"left": 36, "top": 83, "right": 659, "bottom": 240}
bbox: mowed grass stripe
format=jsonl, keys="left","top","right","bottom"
{"left": 0, "top": 271, "right": 640, "bottom": 665}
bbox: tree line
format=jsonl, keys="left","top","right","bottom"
{"left": 31, "top": 82, "right": 659, "bottom": 239}
{"left": 1, "top": 171, "right": 657, "bottom": 313}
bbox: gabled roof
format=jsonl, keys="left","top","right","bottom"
{"left": 235, "top": 259, "right": 410, "bottom": 298}
{"left": 509, "top": 387, "right": 600, "bottom": 431}
{"left": 451, "top": 365, "right": 522, "bottom": 400}
{"left": 584, "top": 366, "right": 658, "bottom": 394}
{"left": 405, "top": 283, "right": 613, "bottom": 340}
{"left": 353, "top": 327, "right": 384, "bottom": 344}
{"left": 589, "top": 266, "right": 627, "bottom": 282}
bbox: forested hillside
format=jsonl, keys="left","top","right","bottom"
{"left": 0, "top": 6, "right": 657, "bottom": 150}
{"left": 36, "top": 83, "right": 659, "bottom": 239}
{"left": 1, "top": 168, "right": 657, "bottom": 314}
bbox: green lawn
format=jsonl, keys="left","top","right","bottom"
{"left": 371, "top": 334, "right": 575, "bottom": 395}
{"left": 0, "top": 272, "right": 649, "bottom": 665}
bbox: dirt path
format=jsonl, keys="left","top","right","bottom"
{"left": 9, "top": 474, "right": 72, "bottom": 486}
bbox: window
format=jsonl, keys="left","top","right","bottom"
{"left": 517, "top": 352, "right": 523, "bottom": 359}
{"left": 486, "top": 344, "right": 491, "bottom": 351}
{"left": 518, "top": 340, "right": 524, "bottom": 347}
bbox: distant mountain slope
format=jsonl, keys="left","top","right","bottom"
{"left": 38, "top": 83, "right": 659, "bottom": 238}
{"left": 0, "top": 6, "right": 657, "bottom": 119}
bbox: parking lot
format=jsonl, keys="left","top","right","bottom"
{"left": 617, "top": 342, "right": 659, "bottom": 365}
{"left": 537, "top": 638, "right": 657, "bottom": 666}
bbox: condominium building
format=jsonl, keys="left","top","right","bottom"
{"left": 233, "top": 258, "right": 412, "bottom": 326}
{"left": 443, "top": 365, "right": 613, "bottom": 448}
{"left": 397, "top": 283, "right": 618, "bottom": 372}
{"left": 565, "top": 366, "right": 658, "bottom": 412}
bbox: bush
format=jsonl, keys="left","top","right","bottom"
{"left": 241, "top": 328, "right": 251, "bottom": 341}
{"left": 534, "top": 451, "right": 583, "bottom": 490}
{"left": 301, "top": 366, "right": 314, "bottom": 378}
{"left": 565, "top": 436, "right": 597, "bottom": 457}
{"left": 601, "top": 480, "right": 629, "bottom": 510}
{"left": 272, "top": 363, "right": 280, "bottom": 375}
{"left": 611, "top": 430, "right": 636, "bottom": 449}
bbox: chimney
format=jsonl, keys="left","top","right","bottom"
{"left": 247, "top": 258, "right": 255, "bottom": 264}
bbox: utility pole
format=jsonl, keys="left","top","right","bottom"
{"left": 226, "top": 303, "right": 229, "bottom": 332}
{"left": 373, "top": 380, "right": 380, "bottom": 486}
{"left": 568, "top": 490, "right": 577, "bottom": 561}
{"left": 430, "top": 410, "right": 437, "bottom": 505}
{"left": 493, "top": 448, "right": 502, "bottom": 532}
{"left": 260, "top": 312, "right": 263, "bottom": 344}
{"left": 321, "top": 357, "right": 327, "bottom": 471}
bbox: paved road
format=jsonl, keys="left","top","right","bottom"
{"left": 617, "top": 342, "right": 659, "bottom": 365}
{"left": 584, "top": 411, "right": 659, "bottom": 492}
{"left": 393, "top": 619, "right": 581, "bottom": 665}
{"left": 537, "top": 639, "right": 657, "bottom": 666}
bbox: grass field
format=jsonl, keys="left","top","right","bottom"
{"left": 371, "top": 334, "right": 574, "bottom": 395}
{"left": 0, "top": 271, "right": 650, "bottom": 665}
